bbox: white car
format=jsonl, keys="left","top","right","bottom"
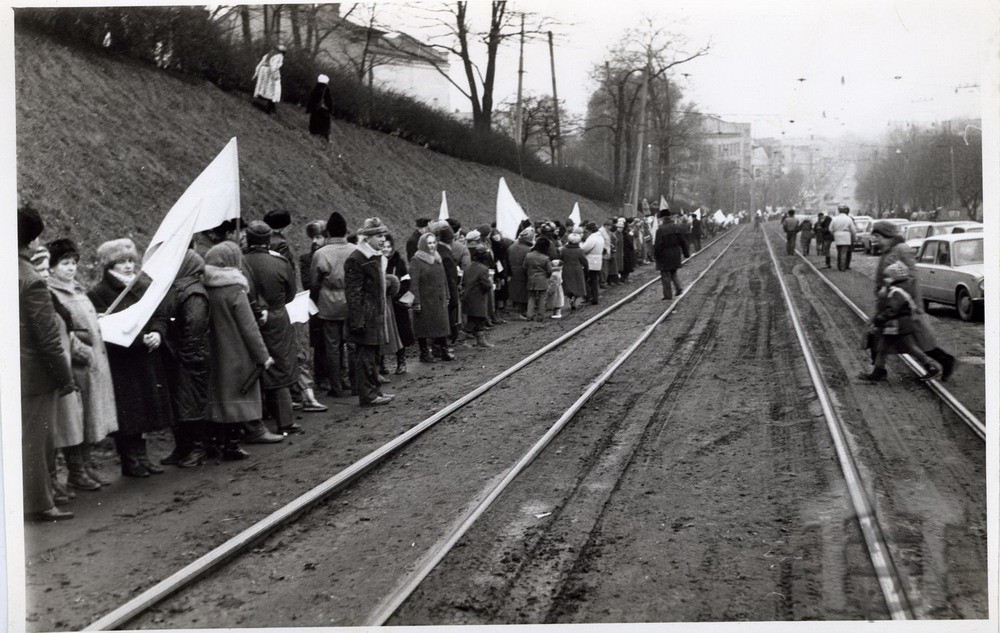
{"left": 901, "top": 221, "right": 934, "bottom": 254}
{"left": 915, "top": 233, "right": 984, "bottom": 321}
{"left": 928, "top": 221, "right": 983, "bottom": 237}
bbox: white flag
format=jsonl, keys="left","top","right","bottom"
{"left": 287, "top": 290, "right": 318, "bottom": 324}
{"left": 144, "top": 137, "right": 241, "bottom": 263}
{"left": 495, "top": 177, "right": 528, "bottom": 240}
{"left": 569, "top": 202, "right": 582, "bottom": 226}
{"left": 713, "top": 210, "right": 727, "bottom": 224}
{"left": 438, "top": 191, "right": 449, "bottom": 220}
{"left": 659, "top": 195, "right": 669, "bottom": 211}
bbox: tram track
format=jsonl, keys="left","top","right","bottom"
{"left": 83, "top": 227, "right": 742, "bottom": 630}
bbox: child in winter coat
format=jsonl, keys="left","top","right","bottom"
{"left": 524, "top": 237, "right": 553, "bottom": 321}
{"left": 546, "top": 260, "right": 565, "bottom": 319}
{"left": 860, "top": 261, "right": 939, "bottom": 382}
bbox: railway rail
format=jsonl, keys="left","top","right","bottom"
{"left": 84, "top": 227, "right": 743, "bottom": 631}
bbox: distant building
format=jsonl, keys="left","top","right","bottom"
{"left": 691, "top": 115, "right": 753, "bottom": 182}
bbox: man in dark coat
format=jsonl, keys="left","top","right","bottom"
{"left": 815, "top": 212, "right": 833, "bottom": 269}
{"left": 19, "top": 205, "right": 76, "bottom": 521}
{"left": 406, "top": 218, "right": 431, "bottom": 261}
{"left": 305, "top": 74, "right": 333, "bottom": 142}
{"left": 782, "top": 209, "right": 800, "bottom": 256}
{"left": 243, "top": 221, "right": 302, "bottom": 434}
{"left": 431, "top": 220, "right": 461, "bottom": 346}
{"left": 653, "top": 208, "right": 690, "bottom": 300}
{"left": 345, "top": 218, "right": 394, "bottom": 406}
{"left": 264, "top": 209, "right": 296, "bottom": 279}
{"left": 691, "top": 214, "right": 703, "bottom": 252}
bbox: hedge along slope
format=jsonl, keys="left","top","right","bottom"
{"left": 15, "top": 29, "right": 616, "bottom": 280}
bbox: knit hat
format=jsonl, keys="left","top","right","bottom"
{"left": 305, "top": 220, "right": 327, "bottom": 238}
{"left": 317, "top": 74, "right": 330, "bottom": 84}
{"left": 585, "top": 222, "right": 599, "bottom": 233}
{"left": 17, "top": 204, "right": 44, "bottom": 248}
{"left": 97, "top": 238, "right": 139, "bottom": 270}
{"left": 30, "top": 246, "right": 49, "bottom": 266}
{"left": 518, "top": 226, "right": 535, "bottom": 243}
{"left": 263, "top": 209, "right": 291, "bottom": 230}
{"left": 871, "top": 220, "right": 900, "bottom": 239}
{"left": 357, "top": 217, "right": 388, "bottom": 236}
{"left": 884, "top": 261, "right": 911, "bottom": 283}
{"left": 328, "top": 211, "right": 348, "bottom": 238}
{"left": 47, "top": 238, "right": 80, "bottom": 266}
{"left": 245, "top": 220, "right": 273, "bottom": 246}
{"left": 567, "top": 232, "right": 582, "bottom": 244}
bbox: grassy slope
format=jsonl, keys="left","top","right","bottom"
{"left": 15, "top": 29, "right": 614, "bottom": 279}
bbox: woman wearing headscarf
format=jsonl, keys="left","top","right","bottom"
{"left": 382, "top": 233, "right": 414, "bottom": 374}
{"left": 305, "top": 73, "right": 333, "bottom": 142}
{"left": 159, "top": 249, "right": 212, "bottom": 468}
{"left": 409, "top": 232, "right": 453, "bottom": 363}
{"left": 507, "top": 227, "right": 533, "bottom": 320}
{"left": 46, "top": 239, "right": 117, "bottom": 489}
{"left": 203, "top": 242, "right": 276, "bottom": 459}
{"left": 88, "top": 238, "right": 174, "bottom": 477}
{"left": 252, "top": 44, "right": 286, "bottom": 114}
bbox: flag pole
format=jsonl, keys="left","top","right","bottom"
{"left": 101, "top": 273, "right": 144, "bottom": 317}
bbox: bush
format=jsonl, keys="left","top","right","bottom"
{"left": 15, "top": 6, "right": 613, "bottom": 203}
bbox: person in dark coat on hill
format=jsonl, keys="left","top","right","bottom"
{"left": 462, "top": 246, "right": 495, "bottom": 347}
{"left": 160, "top": 249, "right": 212, "bottom": 468}
{"left": 345, "top": 218, "right": 394, "bottom": 406}
{"left": 305, "top": 74, "right": 333, "bottom": 142}
{"left": 406, "top": 218, "right": 431, "bottom": 261}
{"left": 203, "top": 242, "right": 277, "bottom": 459}
{"left": 383, "top": 234, "right": 414, "bottom": 374}
{"left": 560, "top": 231, "right": 588, "bottom": 309}
{"left": 410, "top": 233, "right": 452, "bottom": 363}
{"left": 88, "top": 238, "right": 174, "bottom": 478}
{"left": 653, "top": 208, "right": 690, "bottom": 300}
{"left": 243, "top": 221, "right": 301, "bottom": 436}
{"left": 507, "top": 227, "right": 533, "bottom": 319}
{"left": 431, "top": 220, "right": 461, "bottom": 347}
{"left": 19, "top": 205, "right": 76, "bottom": 521}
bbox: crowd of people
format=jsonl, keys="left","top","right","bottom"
{"left": 17, "top": 200, "right": 722, "bottom": 522}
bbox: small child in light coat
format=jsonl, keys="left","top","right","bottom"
{"left": 545, "top": 260, "right": 565, "bottom": 319}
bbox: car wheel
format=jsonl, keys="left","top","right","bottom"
{"left": 956, "top": 288, "right": 978, "bottom": 321}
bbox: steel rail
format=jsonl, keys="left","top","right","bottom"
{"left": 366, "top": 227, "right": 745, "bottom": 626}
{"left": 762, "top": 228, "right": 913, "bottom": 620}
{"left": 784, "top": 235, "right": 985, "bottom": 440}
{"left": 83, "top": 227, "right": 740, "bottom": 631}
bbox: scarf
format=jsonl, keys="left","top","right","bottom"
{"left": 108, "top": 268, "right": 137, "bottom": 287}
{"left": 203, "top": 265, "right": 249, "bottom": 291}
{"left": 413, "top": 249, "right": 440, "bottom": 266}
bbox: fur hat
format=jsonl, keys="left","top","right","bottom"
{"left": 446, "top": 218, "right": 462, "bottom": 232}
{"left": 658, "top": 208, "right": 672, "bottom": 218}
{"left": 97, "top": 238, "right": 139, "bottom": 270}
{"left": 566, "top": 232, "right": 582, "bottom": 244}
{"left": 884, "top": 261, "right": 911, "bottom": 283}
{"left": 871, "top": 220, "right": 900, "bottom": 239}
{"left": 17, "top": 204, "right": 44, "bottom": 248}
{"left": 30, "top": 246, "right": 50, "bottom": 266}
{"left": 327, "top": 211, "right": 348, "bottom": 238}
{"left": 263, "top": 209, "right": 291, "bottom": 230}
{"left": 47, "top": 238, "right": 80, "bottom": 266}
{"left": 430, "top": 220, "right": 454, "bottom": 242}
{"left": 305, "top": 220, "right": 327, "bottom": 238}
{"left": 415, "top": 217, "right": 431, "bottom": 229}
{"left": 245, "top": 220, "right": 272, "bottom": 246}
{"left": 357, "top": 217, "right": 389, "bottom": 236}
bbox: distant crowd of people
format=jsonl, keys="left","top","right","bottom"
{"left": 18, "top": 200, "right": 723, "bottom": 522}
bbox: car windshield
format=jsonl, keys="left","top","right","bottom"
{"left": 931, "top": 225, "right": 956, "bottom": 235}
{"left": 855, "top": 220, "right": 871, "bottom": 231}
{"left": 951, "top": 239, "right": 983, "bottom": 266}
{"left": 904, "top": 225, "right": 929, "bottom": 240}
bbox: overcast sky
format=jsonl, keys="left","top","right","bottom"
{"left": 381, "top": 0, "right": 995, "bottom": 140}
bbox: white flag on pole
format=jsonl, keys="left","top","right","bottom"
{"left": 569, "top": 202, "right": 582, "bottom": 226}
{"left": 659, "top": 195, "right": 669, "bottom": 211}
{"left": 101, "top": 139, "right": 242, "bottom": 347}
{"left": 495, "top": 177, "right": 528, "bottom": 240}
{"left": 713, "top": 210, "right": 727, "bottom": 224}
{"left": 287, "top": 290, "right": 319, "bottom": 324}
{"left": 438, "top": 191, "right": 449, "bottom": 220}
{"left": 144, "top": 137, "right": 241, "bottom": 263}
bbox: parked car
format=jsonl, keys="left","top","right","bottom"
{"left": 852, "top": 215, "right": 873, "bottom": 251}
{"left": 862, "top": 218, "right": 908, "bottom": 255}
{"left": 928, "top": 221, "right": 983, "bottom": 237}
{"left": 915, "top": 233, "right": 984, "bottom": 321}
{"left": 901, "top": 221, "right": 935, "bottom": 254}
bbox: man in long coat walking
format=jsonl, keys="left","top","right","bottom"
{"left": 653, "top": 208, "right": 690, "bottom": 300}
{"left": 345, "top": 218, "right": 394, "bottom": 406}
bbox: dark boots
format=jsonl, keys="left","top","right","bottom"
{"left": 394, "top": 349, "right": 408, "bottom": 375}
{"left": 177, "top": 422, "right": 209, "bottom": 468}
{"left": 419, "top": 339, "right": 436, "bottom": 363}
{"left": 926, "top": 348, "right": 956, "bottom": 381}
{"left": 80, "top": 443, "right": 109, "bottom": 486}
{"left": 63, "top": 444, "right": 101, "bottom": 491}
{"left": 221, "top": 424, "right": 250, "bottom": 461}
{"left": 859, "top": 367, "right": 888, "bottom": 382}
{"left": 135, "top": 437, "right": 164, "bottom": 474}
{"left": 161, "top": 424, "right": 193, "bottom": 466}
{"left": 115, "top": 434, "right": 148, "bottom": 478}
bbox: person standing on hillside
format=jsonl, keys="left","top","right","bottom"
{"left": 311, "top": 212, "right": 357, "bottom": 397}
{"left": 345, "top": 218, "right": 394, "bottom": 406}
{"left": 252, "top": 45, "right": 285, "bottom": 115}
{"left": 654, "top": 208, "right": 690, "bottom": 300}
{"left": 305, "top": 74, "right": 333, "bottom": 142}
{"left": 829, "top": 205, "right": 857, "bottom": 271}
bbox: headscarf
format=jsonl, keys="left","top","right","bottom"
{"left": 414, "top": 232, "right": 442, "bottom": 265}
{"left": 205, "top": 241, "right": 242, "bottom": 269}
{"left": 173, "top": 249, "right": 207, "bottom": 304}
{"left": 517, "top": 227, "right": 535, "bottom": 245}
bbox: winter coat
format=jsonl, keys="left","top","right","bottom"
{"left": 875, "top": 240, "right": 935, "bottom": 350}
{"left": 782, "top": 216, "right": 800, "bottom": 234}
{"left": 344, "top": 247, "right": 388, "bottom": 347}
{"left": 691, "top": 218, "right": 703, "bottom": 238}
{"left": 385, "top": 251, "right": 415, "bottom": 347}
{"left": 405, "top": 229, "right": 423, "bottom": 262}
{"left": 560, "top": 244, "right": 588, "bottom": 297}
{"left": 524, "top": 251, "right": 553, "bottom": 292}
{"left": 244, "top": 247, "right": 299, "bottom": 390}
{"left": 507, "top": 241, "right": 531, "bottom": 303}
{"left": 162, "top": 276, "right": 211, "bottom": 422}
{"left": 311, "top": 238, "right": 357, "bottom": 320}
{"left": 50, "top": 297, "right": 84, "bottom": 449}
{"left": 438, "top": 243, "right": 460, "bottom": 326}
{"left": 611, "top": 231, "right": 623, "bottom": 274}
{"left": 88, "top": 271, "right": 175, "bottom": 435}
{"left": 19, "top": 256, "right": 73, "bottom": 398}
{"left": 46, "top": 276, "right": 118, "bottom": 443}
{"left": 545, "top": 269, "right": 565, "bottom": 310}
{"left": 203, "top": 266, "right": 270, "bottom": 423}
{"left": 799, "top": 220, "right": 814, "bottom": 240}
{"left": 490, "top": 236, "right": 512, "bottom": 302}
{"left": 829, "top": 213, "right": 856, "bottom": 246}
{"left": 581, "top": 232, "right": 605, "bottom": 271}
{"left": 409, "top": 252, "right": 451, "bottom": 339}
{"left": 252, "top": 52, "right": 283, "bottom": 102}
{"left": 270, "top": 232, "right": 296, "bottom": 282}
{"left": 873, "top": 285, "right": 915, "bottom": 337}
{"left": 305, "top": 83, "right": 333, "bottom": 137}
{"left": 461, "top": 261, "right": 492, "bottom": 319}
{"left": 816, "top": 216, "right": 833, "bottom": 241}
{"left": 623, "top": 231, "right": 636, "bottom": 274}
{"left": 452, "top": 241, "right": 471, "bottom": 273}
{"left": 654, "top": 219, "right": 690, "bottom": 271}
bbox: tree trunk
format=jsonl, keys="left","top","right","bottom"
{"left": 240, "top": 6, "right": 252, "bottom": 50}
{"left": 290, "top": 5, "right": 302, "bottom": 48}
{"left": 455, "top": 2, "right": 484, "bottom": 130}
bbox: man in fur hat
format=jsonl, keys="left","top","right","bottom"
{"left": 653, "top": 207, "right": 690, "bottom": 300}
{"left": 344, "top": 218, "right": 394, "bottom": 406}
{"left": 311, "top": 212, "right": 357, "bottom": 397}
{"left": 264, "top": 209, "right": 296, "bottom": 275}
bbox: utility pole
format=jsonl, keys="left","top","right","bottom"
{"left": 548, "top": 31, "right": 561, "bottom": 166}
{"left": 629, "top": 56, "right": 650, "bottom": 215}
{"left": 514, "top": 13, "right": 525, "bottom": 147}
